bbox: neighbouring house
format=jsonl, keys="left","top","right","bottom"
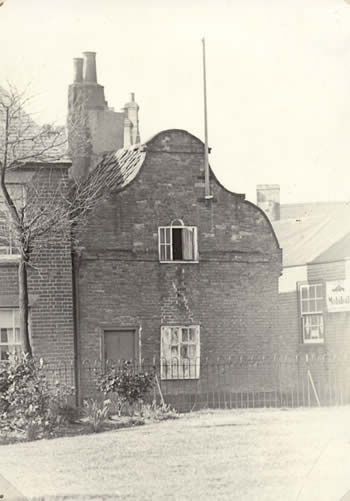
{"left": 0, "top": 161, "right": 74, "bottom": 367}
{"left": 257, "top": 184, "right": 350, "bottom": 403}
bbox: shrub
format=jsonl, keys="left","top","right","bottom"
{"left": 83, "top": 399, "right": 111, "bottom": 432}
{"left": 96, "top": 361, "right": 155, "bottom": 415}
{"left": 0, "top": 354, "right": 74, "bottom": 438}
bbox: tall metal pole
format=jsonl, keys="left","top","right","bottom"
{"left": 202, "top": 38, "right": 212, "bottom": 199}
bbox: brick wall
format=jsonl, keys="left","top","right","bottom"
{"left": 0, "top": 165, "right": 75, "bottom": 367}
{"left": 77, "top": 130, "right": 282, "bottom": 394}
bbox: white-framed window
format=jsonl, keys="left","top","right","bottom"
{"left": 0, "top": 184, "right": 25, "bottom": 258}
{"left": 158, "top": 221, "right": 198, "bottom": 262}
{"left": 0, "top": 309, "right": 21, "bottom": 362}
{"left": 160, "top": 325, "right": 200, "bottom": 379}
{"left": 299, "top": 283, "right": 324, "bottom": 344}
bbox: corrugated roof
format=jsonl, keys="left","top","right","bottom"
{"left": 280, "top": 201, "right": 348, "bottom": 220}
{"left": 273, "top": 203, "right": 350, "bottom": 267}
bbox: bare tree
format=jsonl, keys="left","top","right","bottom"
{"left": 0, "top": 84, "right": 106, "bottom": 356}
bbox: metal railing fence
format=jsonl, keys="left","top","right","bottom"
{"left": 38, "top": 352, "right": 350, "bottom": 412}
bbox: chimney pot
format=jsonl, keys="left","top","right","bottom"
{"left": 73, "top": 57, "right": 83, "bottom": 83}
{"left": 83, "top": 51, "right": 97, "bottom": 83}
{"left": 130, "top": 92, "right": 135, "bottom": 102}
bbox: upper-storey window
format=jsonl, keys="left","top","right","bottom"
{"left": 158, "top": 220, "right": 198, "bottom": 263}
{"left": 0, "top": 184, "right": 25, "bottom": 257}
{"left": 299, "top": 283, "right": 324, "bottom": 344}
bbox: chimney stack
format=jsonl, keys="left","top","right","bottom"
{"left": 123, "top": 92, "right": 140, "bottom": 146}
{"left": 83, "top": 51, "right": 97, "bottom": 83}
{"left": 73, "top": 58, "right": 83, "bottom": 83}
{"left": 256, "top": 184, "right": 280, "bottom": 221}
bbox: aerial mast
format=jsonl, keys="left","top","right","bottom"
{"left": 202, "top": 37, "right": 213, "bottom": 199}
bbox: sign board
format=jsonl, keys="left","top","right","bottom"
{"left": 326, "top": 280, "right": 350, "bottom": 312}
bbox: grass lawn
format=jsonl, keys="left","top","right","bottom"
{"left": 1, "top": 406, "right": 350, "bottom": 500}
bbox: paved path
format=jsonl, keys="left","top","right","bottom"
{"left": 0, "top": 473, "right": 27, "bottom": 500}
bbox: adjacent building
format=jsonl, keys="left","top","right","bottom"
{"left": 257, "top": 185, "right": 350, "bottom": 402}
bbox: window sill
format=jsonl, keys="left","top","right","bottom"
{"left": 301, "top": 340, "right": 325, "bottom": 346}
{"left": 159, "top": 260, "right": 199, "bottom": 264}
{"left": 160, "top": 376, "right": 200, "bottom": 381}
{"left": 0, "top": 255, "right": 20, "bottom": 266}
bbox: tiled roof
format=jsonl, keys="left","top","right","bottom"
{"left": 88, "top": 143, "right": 147, "bottom": 192}
{"left": 273, "top": 202, "right": 350, "bottom": 267}
{"left": 0, "top": 85, "right": 68, "bottom": 166}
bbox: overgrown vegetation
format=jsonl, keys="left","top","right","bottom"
{"left": 0, "top": 354, "right": 73, "bottom": 440}
{"left": 0, "top": 357, "right": 178, "bottom": 444}
{"left": 96, "top": 361, "right": 156, "bottom": 415}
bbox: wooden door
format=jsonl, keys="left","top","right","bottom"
{"left": 104, "top": 329, "right": 137, "bottom": 363}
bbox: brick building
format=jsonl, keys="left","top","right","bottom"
{"left": 73, "top": 130, "right": 282, "bottom": 398}
{"left": 257, "top": 185, "right": 350, "bottom": 402}
{"left": 0, "top": 162, "right": 74, "bottom": 366}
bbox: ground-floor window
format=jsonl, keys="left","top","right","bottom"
{"left": 0, "top": 309, "right": 21, "bottom": 361}
{"left": 160, "top": 325, "right": 200, "bottom": 379}
{"left": 299, "top": 283, "right": 324, "bottom": 344}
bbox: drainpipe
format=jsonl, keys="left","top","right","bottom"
{"left": 72, "top": 252, "right": 81, "bottom": 407}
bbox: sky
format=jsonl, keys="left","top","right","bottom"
{"left": 1, "top": 0, "right": 350, "bottom": 204}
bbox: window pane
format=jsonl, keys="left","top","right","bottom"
{"left": 171, "top": 328, "right": 179, "bottom": 344}
{"left": 301, "top": 287, "right": 308, "bottom": 299}
{"left": 182, "top": 328, "right": 189, "bottom": 342}
{"left": 165, "top": 245, "right": 171, "bottom": 261}
{"left": 171, "top": 346, "right": 178, "bottom": 357}
{"left": 171, "top": 359, "right": 179, "bottom": 378}
{"left": 309, "top": 300, "right": 317, "bottom": 313}
{"left": 188, "top": 345, "right": 196, "bottom": 358}
{"left": 309, "top": 286, "right": 316, "bottom": 299}
{"left": 166, "top": 227, "right": 171, "bottom": 242}
{"left": 181, "top": 344, "right": 189, "bottom": 358}
{"left": 301, "top": 299, "right": 309, "bottom": 313}
{"left": 303, "top": 314, "right": 324, "bottom": 341}
{"left": 316, "top": 285, "right": 323, "bottom": 298}
{"left": 182, "top": 228, "right": 194, "bottom": 260}
{"left": 189, "top": 327, "right": 197, "bottom": 342}
{"left": 0, "top": 328, "right": 8, "bottom": 343}
{"left": 0, "top": 310, "right": 13, "bottom": 327}
{"left": 160, "top": 245, "right": 166, "bottom": 261}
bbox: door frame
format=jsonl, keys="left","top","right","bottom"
{"left": 100, "top": 325, "right": 141, "bottom": 367}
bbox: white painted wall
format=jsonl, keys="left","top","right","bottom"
{"left": 279, "top": 266, "right": 307, "bottom": 293}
